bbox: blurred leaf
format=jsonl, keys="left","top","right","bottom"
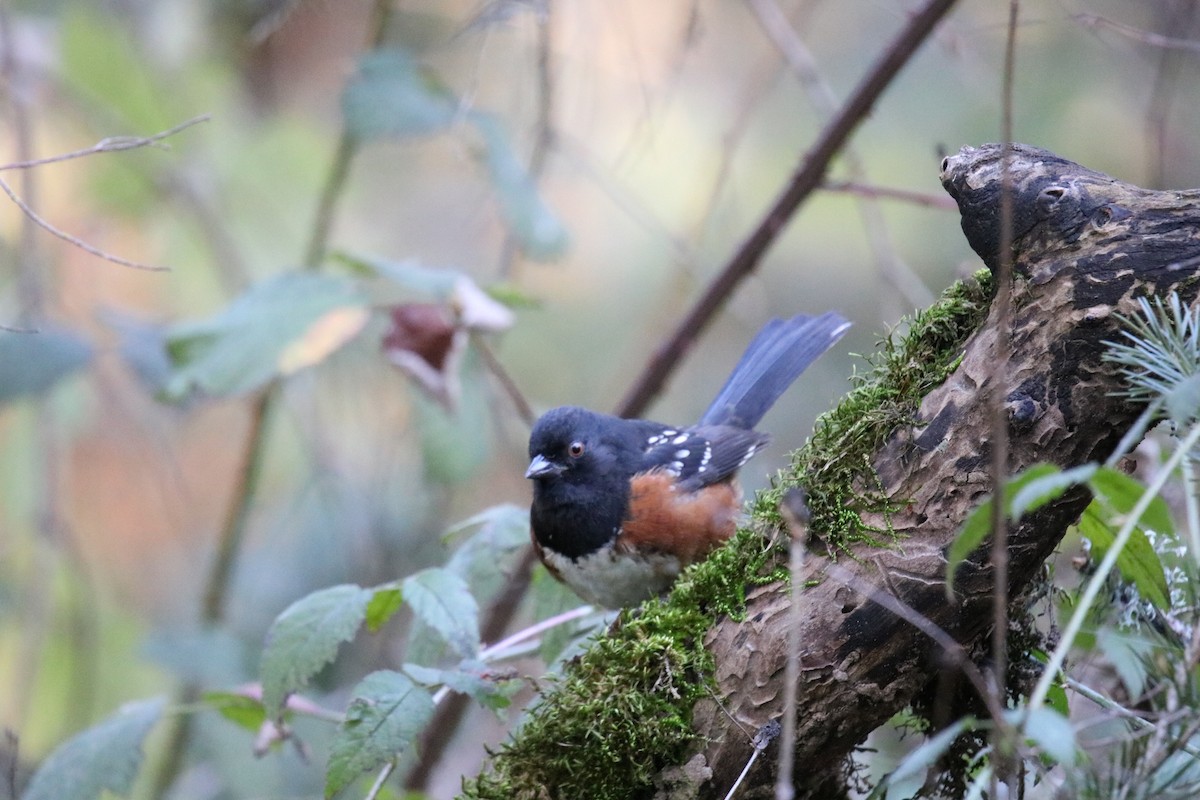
{"left": 1167, "top": 373, "right": 1200, "bottom": 424}
{"left": 341, "top": 48, "right": 457, "bottom": 140}
{"left": 364, "top": 584, "right": 404, "bottom": 634}
{"left": 416, "top": 349, "right": 490, "bottom": 482}
{"left": 326, "top": 671, "right": 434, "bottom": 798}
{"left": 335, "top": 253, "right": 459, "bottom": 297}
{"left": 0, "top": 327, "right": 92, "bottom": 405}
{"left": 404, "top": 660, "right": 520, "bottom": 711}
{"left": 260, "top": 584, "right": 373, "bottom": 718}
{"left": 885, "top": 716, "right": 975, "bottom": 787}
{"left": 164, "top": 272, "right": 367, "bottom": 401}
{"left": 444, "top": 504, "right": 531, "bottom": 597}
{"left": 204, "top": 691, "right": 267, "bottom": 733}
{"left": 104, "top": 312, "right": 174, "bottom": 395}
{"left": 1088, "top": 465, "right": 1175, "bottom": 538}
{"left": 472, "top": 112, "right": 568, "bottom": 260}
{"left": 1029, "top": 649, "right": 1070, "bottom": 718}
{"left": 23, "top": 697, "right": 164, "bottom": 800}
{"left": 403, "top": 567, "right": 480, "bottom": 658}
{"left": 1096, "top": 627, "right": 1152, "bottom": 699}
{"left": 1010, "top": 463, "right": 1096, "bottom": 520}
{"left": 1012, "top": 707, "right": 1078, "bottom": 766}
{"left": 1078, "top": 504, "right": 1171, "bottom": 611}
{"left": 946, "top": 464, "right": 1070, "bottom": 599}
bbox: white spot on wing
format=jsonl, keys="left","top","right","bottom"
{"left": 675, "top": 449, "right": 690, "bottom": 458}
{"left": 672, "top": 434, "right": 689, "bottom": 445}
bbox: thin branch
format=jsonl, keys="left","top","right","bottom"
{"left": 1074, "top": 12, "right": 1200, "bottom": 54}
{"left": 775, "top": 489, "right": 809, "bottom": 800}
{"left": 822, "top": 180, "right": 959, "bottom": 211}
{"left": 0, "top": 174, "right": 169, "bottom": 271}
{"left": 745, "top": 0, "right": 933, "bottom": 314}
{"left": 988, "top": 3, "right": 1019, "bottom": 789}
{"left": 616, "top": 0, "right": 960, "bottom": 418}
{"left": 0, "top": 114, "right": 209, "bottom": 171}
{"left": 473, "top": 333, "right": 536, "bottom": 427}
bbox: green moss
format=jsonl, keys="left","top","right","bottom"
{"left": 461, "top": 271, "right": 995, "bottom": 800}
{"left": 753, "top": 268, "right": 995, "bottom": 551}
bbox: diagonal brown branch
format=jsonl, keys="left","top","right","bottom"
{"left": 616, "top": 0, "right": 960, "bottom": 418}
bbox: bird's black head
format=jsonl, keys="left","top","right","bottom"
{"left": 526, "top": 406, "right": 648, "bottom": 558}
{"left": 526, "top": 406, "right": 627, "bottom": 487}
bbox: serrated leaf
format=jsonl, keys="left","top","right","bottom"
{"left": 1078, "top": 504, "right": 1171, "bottom": 610}
{"left": 1088, "top": 466, "right": 1175, "bottom": 538}
{"left": 365, "top": 584, "right": 404, "bottom": 633}
{"left": 23, "top": 697, "right": 164, "bottom": 800}
{"left": 472, "top": 112, "right": 568, "bottom": 261}
{"left": 1012, "top": 707, "right": 1078, "bottom": 766}
{"left": 402, "top": 568, "right": 480, "bottom": 657}
{"left": 204, "top": 691, "right": 267, "bottom": 733}
{"left": 341, "top": 48, "right": 457, "bottom": 141}
{"left": 444, "top": 504, "right": 532, "bottom": 597}
{"left": 404, "top": 660, "right": 519, "bottom": 711}
{"left": 260, "top": 584, "right": 373, "bottom": 718}
{"left": 163, "top": 272, "right": 366, "bottom": 401}
{"left": 0, "top": 327, "right": 93, "bottom": 405}
{"left": 325, "top": 671, "right": 435, "bottom": 798}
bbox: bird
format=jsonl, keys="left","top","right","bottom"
{"left": 525, "top": 312, "right": 850, "bottom": 608}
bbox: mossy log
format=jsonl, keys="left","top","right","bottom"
{"left": 465, "top": 145, "right": 1200, "bottom": 799}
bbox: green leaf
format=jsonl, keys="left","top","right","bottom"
{"left": 1077, "top": 504, "right": 1171, "bottom": 610}
{"left": 402, "top": 567, "right": 480, "bottom": 657}
{"left": 260, "top": 584, "right": 373, "bottom": 718}
{"left": 335, "top": 252, "right": 459, "bottom": 298}
{"left": 325, "top": 671, "right": 435, "bottom": 798}
{"left": 404, "top": 660, "right": 520, "bottom": 711}
{"left": 163, "top": 272, "right": 368, "bottom": 402}
{"left": 1012, "top": 707, "right": 1078, "bottom": 766}
{"left": 472, "top": 112, "right": 569, "bottom": 261}
{"left": 946, "top": 464, "right": 1087, "bottom": 599}
{"left": 1009, "top": 463, "right": 1097, "bottom": 520}
{"left": 444, "top": 504, "right": 532, "bottom": 597}
{"left": 1088, "top": 466, "right": 1175, "bottom": 538}
{"left": 341, "top": 48, "right": 457, "bottom": 140}
{"left": 0, "top": 327, "right": 92, "bottom": 405}
{"left": 1029, "top": 649, "right": 1070, "bottom": 718}
{"left": 365, "top": 584, "right": 404, "bottom": 633}
{"left": 23, "top": 697, "right": 164, "bottom": 800}
{"left": 203, "top": 691, "right": 267, "bottom": 733}
{"left": 886, "top": 716, "right": 975, "bottom": 787}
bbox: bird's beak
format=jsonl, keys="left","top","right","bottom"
{"left": 525, "top": 454, "right": 564, "bottom": 480}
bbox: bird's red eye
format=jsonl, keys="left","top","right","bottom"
{"left": 568, "top": 441, "right": 585, "bottom": 458}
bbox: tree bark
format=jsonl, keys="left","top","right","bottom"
{"left": 690, "top": 144, "right": 1200, "bottom": 797}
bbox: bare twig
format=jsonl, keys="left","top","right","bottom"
{"left": 725, "top": 722, "right": 781, "bottom": 800}
{"left": 473, "top": 333, "right": 536, "bottom": 426}
{"left": 822, "top": 180, "right": 959, "bottom": 211}
{"left": 988, "top": 3, "right": 1019, "bottom": 791}
{"left": 364, "top": 760, "right": 395, "bottom": 800}
{"left": 0, "top": 174, "right": 169, "bottom": 272}
{"left": 1074, "top": 12, "right": 1200, "bottom": 54}
{"left": 746, "top": 0, "right": 933, "bottom": 315}
{"left": 617, "top": 0, "right": 960, "bottom": 417}
{"left": 0, "top": 114, "right": 209, "bottom": 171}
{"left": 775, "top": 489, "right": 809, "bottom": 800}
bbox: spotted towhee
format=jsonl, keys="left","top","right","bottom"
{"left": 525, "top": 312, "right": 850, "bottom": 607}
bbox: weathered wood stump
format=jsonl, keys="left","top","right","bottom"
{"left": 693, "top": 143, "right": 1200, "bottom": 797}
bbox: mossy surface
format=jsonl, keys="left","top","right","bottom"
{"left": 460, "top": 271, "right": 995, "bottom": 800}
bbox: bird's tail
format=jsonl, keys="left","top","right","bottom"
{"left": 699, "top": 311, "right": 850, "bottom": 429}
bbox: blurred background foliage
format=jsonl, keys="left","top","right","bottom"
{"left": 1, "top": 0, "right": 1199, "bottom": 797}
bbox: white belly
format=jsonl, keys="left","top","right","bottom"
{"left": 542, "top": 544, "right": 682, "bottom": 608}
